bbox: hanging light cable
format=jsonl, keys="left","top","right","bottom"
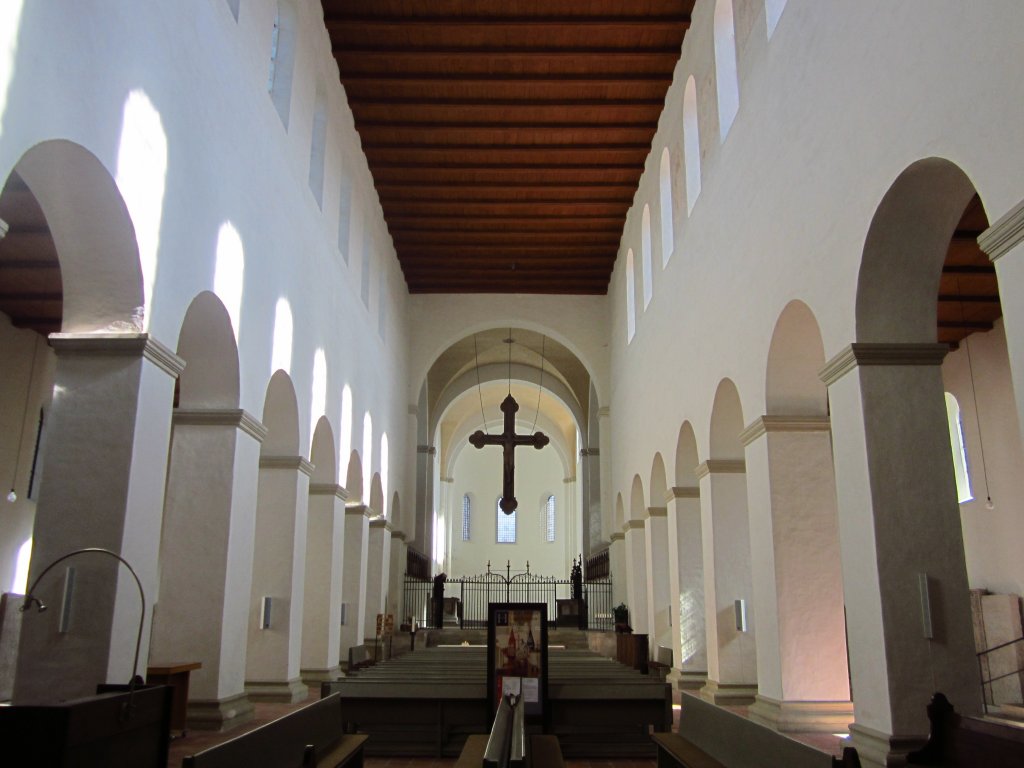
{"left": 530, "top": 335, "right": 546, "bottom": 434}
{"left": 957, "top": 278, "right": 994, "bottom": 510}
{"left": 8, "top": 338, "right": 38, "bottom": 503}
{"left": 473, "top": 333, "right": 488, "bottom": 435}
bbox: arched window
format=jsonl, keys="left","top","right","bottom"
{"left": 362, "top": 412, "right": 373, "bottom": 503}
{"left": 683, "top": 77, "right": 701, "bottom": 214}
{"left": 945, "top": 393, "right": 973, "bottom": 503}
{"left": 545, "top": 495, "right": 555, "bottom": 542}
{"left": 714, "top": 0, "right": 740, "bottom": 140}
{"left": 338, "top": 175, "right": 352, "bottom": 262}
{"left": 625, "top": 248, "right": 636, "bottom": 341}
{"left": 641, "top": 205, "right": 653, "bottom": 309}
{"left": 765, "top": 0, "right": 787, "bottom": 38}
{"left": 267, "top": 1, "right": 297, "bottom": 128}
{"left": 659, "top": 148, "right": 674, "bottom": 266}
{"left": 361, "top": 230, "right": 372, "bottom": 307}
{"left": 12, "top": 538, "right": 32, "bottom": 594}
{"left": 497, "top": 498, "right": 516, "bottom": 543}
{"left": 308, "top": 83, "right": 328, "bottom": 208}
{"left": 462, "top": 494, "right": 471, "bottom": 541}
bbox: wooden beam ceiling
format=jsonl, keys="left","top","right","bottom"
{"left": 321, "top": 0, "right": 693, "bottom": 294}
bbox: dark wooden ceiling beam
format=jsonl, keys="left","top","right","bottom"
{"left": 334, "top": 45, "right": 683, "bottom": 56}
{"left": 348, "top": 97, "right": 665, "bottom": 107}
{"left": 0, "top": 259, "right": 61, "bottom": 270}
{"left": 0, "top": 291, "right": 62, "bottom": 301}
{"left": 399, "top": 250, "right": 617, "bottom": 262}
{"left": 937, "top": 294, "right": 1001, "bottom": 303}
{"left": 388, "top": 220, "right": 624, "bottom": 233}
{"left": 358, "top": 120, "right": 659, "bottom": 131}
{"left": 937, "top": 320, "right": 995, "bottom": 330}
{"left": 324, "top": 14, "right": 691, "bottom": 27}
{"left": 340, "top": 73, "right": 673, "bottom": 85}
{"left": 941, "top": 265, "right": 996, "bottom": 275}
{"left": 369, "top": 161, "right": 643, "bottom": 171}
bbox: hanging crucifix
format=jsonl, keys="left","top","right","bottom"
{"left": 469, "top": 393, "right": 549, "bottom": 513}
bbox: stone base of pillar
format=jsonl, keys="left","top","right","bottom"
{"left": 244, "top": 677, "right": 309, "bottom": 703}
{"left": 300, "top": 666, "right": 341, "bottom": 688}
{"left": 698, "top": 679, "right": 757, "bottom": 705}
{"left": 747, "top": 695, "right": 854, "bottom": 733}
{"left": 848, "top": 723, "right": 927, "bottom": 768}
{"left": 186, "top": 692, "right": 255, "bottom": 732}
{"left": 670, "top": 668, "right": 708, "bottom": 691}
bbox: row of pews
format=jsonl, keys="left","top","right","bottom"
{"left": 322, "top": 644, "right": 671, "bottom": 758}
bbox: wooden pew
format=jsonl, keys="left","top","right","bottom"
{"left": 183, "top": 692, "right": 367, "bottom": 768}
{"left": 908, "top": 692, "right": 1024, "bottom": 767}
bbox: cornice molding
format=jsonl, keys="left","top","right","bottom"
{"left": 739, "top": 415, "right": 831, "bottom": 446}
{"left": 979, "top": 197, "right": 1024, "bottom": 262}
{"left": 646, "top": 506, "right": 667, "bottom": 518}
{"left": 369, "top": 517, "right": 392, "bottom": 531}
{"left": 666, "top": 486, "right": 699, "bottom": 503}
{"left": 694, "top": 459, "right": 745, "bottom": 479}
{"left": 391, "top": 530, "right": 407, "bottom": 542}
{"left": 259, "top": 455, "right": 315, "bottom": 476}
{"left": 609, "top": 532, "right": 625, "bottom": 542}
{"left": 309, "top": 483, "right": 348, "bottom": 500}
{"left": 625, "top": 519, "right": 645, "bottom": 530}
{"left": 819, "top": 343, "right": 948, "bottom": 385}
{"left": 173, "top": 408, "right": 268, "bottom": 442}
{"left": 50, "top": 332, "right": 186, "bottom": 377}
{"left": 345, "top": 503, "right": 372, "bottom": 517}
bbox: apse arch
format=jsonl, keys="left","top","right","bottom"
{"left": 261, "top": 369, "right": 300, "bottom": 456}
{"left": 765, "top": 300, "right": 827, "bottom": 416}
{"left": 175, "top": 291, "right": 240, "bottom": 409}
{"left": 12, "top": 139, "right": 144, "bottom": 333}
{"left": 309, "top": 416, "right": 337, "bottom": 485}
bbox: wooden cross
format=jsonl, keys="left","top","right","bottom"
{"left": 469, "top": 393, "right": 549, "bottom": 514}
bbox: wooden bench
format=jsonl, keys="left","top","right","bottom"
{"left": 183, "top": 693, "right": 367, "bottom": 768}
{"left": 908, "top": 692, "right": 1024, "bottom": 767}
{"left": 652, "top": 733, "right": 726, "bottom": 768}
{"left": 455, "top": 695, "right": 565, "bottom": 768}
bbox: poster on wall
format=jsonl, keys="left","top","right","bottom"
{"left": 487, "top": 602, "right": 548, "bottom": 722}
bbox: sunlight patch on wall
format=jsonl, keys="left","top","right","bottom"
{"left": 12, "top": 537, "right": 31, "bottom": 594}
{"left": 380, "top": 433, "right": 389, "bottom": 515}
{"left": 271, "top": 297, "right": 293, "bottom": 374}
{"left": 362, "top": 412, "right": 373, "bottom": 505}
{"left": 116, "top": 89, "right": 167, "bottom": 327}
{"left": 214, "top": 222, "right": 245, "bottom": 339}
{"left": 0, "top": 2, "right": 25, "bottom": 133}
{"left": 340, "top": 385, "right": 353, "bottom": 478}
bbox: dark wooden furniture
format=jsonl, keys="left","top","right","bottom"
{"left": 146, "top": 660, "right": 201, "bottom": 736}
{"left": 182, "top": 692, "right": 367, "bottom": 768}
{"left": 908, "top": 692, "right": 1024, "bottom": 767}
{"left": 616, "top": 631, "right": 649, "bottom": 673}
{"left": 652, "top": 733, "right": 726, "bottom": 768}
{"left": 0, "top": 685, "right": 172, "bottom": 767}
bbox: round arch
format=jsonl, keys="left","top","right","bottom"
{"left": 309, "top": 416, "right": 337, "bottom": 485}
{"left": 766, "top": 299, "right": 827, "bottom": 416}
{"left": 344, "top": 449, "right": 363, "bottom": 504}
{"left": 261, "top": 370, "right": 300, "bottom": 456}
{"left": 674, "top": 421, "right": 701, "bottom": 489}
{"left": 650, "top": 453, "right": 668, "bottom": 507}
{"left": 176, "top": 291, "right": 240, "bottom": 409}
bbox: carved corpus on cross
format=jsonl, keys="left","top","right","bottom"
{"left": 469, "top": 393, "right": 549, "bottom": 514}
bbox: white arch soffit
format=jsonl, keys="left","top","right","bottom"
{"left": 429, "top": 361, "right": 585, "bottom": 438}
{"left": 442, "top": 412, "right": 574, "bottom": 482}
{"left": 412, "top": 320, "right": 605, "bottom": 410}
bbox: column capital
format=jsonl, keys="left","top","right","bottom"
{"left": 739, "top": 415, "right": 831, "bottom": 446}
{"left": 440, "top": 476, "right": 454, "bottom": 484}
{"left": 391, "top": 530, "right": 407, "bottom": 542}
{"left": 609, "top": 531, "right": 625, "bottom": 542}
{"left": 49, "top": 332, "right": 185, "bottom": 377}
{"left": 694, "top": 459, "right": 745, "bottom": 479}
{"left": 819, "top": 343, "right": 949, "bottom": 386}
{"left": 666, "top": 486, "right": 699, "bottom": 503}
{"left": 598, "top": 406, "right": 611, "bottom": 418}
{"left": 646, "top": 506, "right": 667, "bottom": 518}
{"left": 345, "top": 503, "right": 372, "bottom": 517}
{"left": 408, "top": 404, "right": 419, "bottom": 417}
{"left": 309, "top": 483, "right": 348, "bottom": 500}
{"left": 579, "top": 447, "right": 600, "bottom": 457}
{"left": 173, "top": 408, "right": 268, "bottom": 442}
{"left": 979, "top": 197, "right": 1024, "bottom": 262}
{"left": 369, "top": 517, "right": 393, "bottom": 531}
{"left": 417, "top": 444, "right": 436, "bottom": 455}
{"left": 624, "top": 519, "right": 645, "bottom": 531}
{"left": 259, "top": 455, "right": 315, "bottom": 476}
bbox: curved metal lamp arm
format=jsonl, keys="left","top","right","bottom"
{"left": 21, "top": 547, "right": 147, "bottom": 714}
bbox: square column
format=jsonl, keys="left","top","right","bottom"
{"left": 623, "top": 521, "right": 648, "bottom": 632}
{"left": 822, "top": 344, "right": 980, "bottom": 767}
{"left": 697, "top": 459, "right": 757, "bottom": 704}
{"left": 300, "top": 482, "right": 348, "bottom": 685}
{"left": 741, "top": 416, "right": 852, "bottom": 732}
{"left": 666, "top": 487, "right": 706, "bottom": 689}
{"left": 151, "top": 408, "right": 265, "bottom": 731}
{"left": 644, "top": 508, "right": 671, "bottom": 653}
{"left": 388, "top": 532, "right": 408, "bottom": 620}
{"left": 244, "top": 455, "right": 311, "bottom": 703}
{"left": 14, "top": 333, "right": 183, "bottom": 705}
{"left": 364, "top": 517, "right": 393, "bottom": 643}
{"left": 609, "top": 532, "right": 627, "bottom": 608}
{"left": 340, "top": 504, "right": 371, "bottom": 660}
